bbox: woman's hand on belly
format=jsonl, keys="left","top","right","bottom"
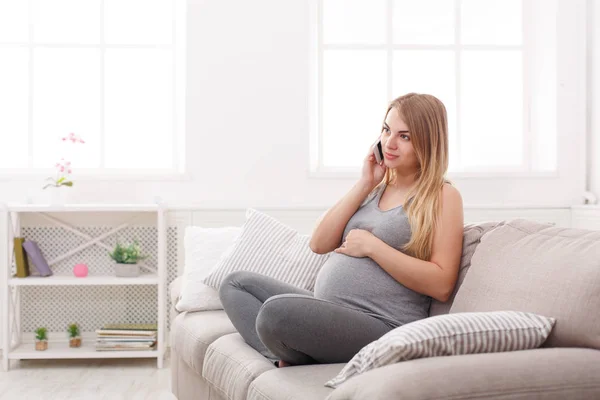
{"left": 333, "top": 229, "right": 377, "bottom": 258}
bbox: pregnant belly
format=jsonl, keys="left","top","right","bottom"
{"left": 314, "top": 253, "right": 431, "bottom": 327}
{"left": 314, "top": 253, "right": 394, "bottom": 310}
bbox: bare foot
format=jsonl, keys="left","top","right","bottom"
{"left": 278, "top": 360, "right": 291, "bottom": 368}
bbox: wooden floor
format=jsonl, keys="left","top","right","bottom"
{"left": 0, "top": 350, "right": 173, "bottom": 400}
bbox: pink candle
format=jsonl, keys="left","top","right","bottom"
{"left": 73, "top": 263, "right": 88, "bottom": 277}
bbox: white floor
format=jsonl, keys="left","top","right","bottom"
{"left": 0, "top": 350, "right": 173, "bottom": 400}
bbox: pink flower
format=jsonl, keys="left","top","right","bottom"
{"left": 46, "top": 134, "right": 84, "bottom": 186}
{"left": 61, "top": 132, "right": 85, "bottom": 144}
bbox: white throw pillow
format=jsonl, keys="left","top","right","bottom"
{"left": 202, "top": 208, "right": 331, "bottom": 291}
{"left": 175, "top": 226, "right": 242, "bottom": 312}
{"left": 325, "top": 311, "right": 556, "bottom": 389}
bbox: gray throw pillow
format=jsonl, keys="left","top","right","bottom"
{"left": 325, "top": 310, "right": 555, "bottom": 389}
{"left": 449, "top": 219, "right": 600, "bottom": 350}
{"left": 429, "top": 221, "right": 503, "bottom": 316}
{"left": 203, "top": 208, "right": 330, "bottom": 291}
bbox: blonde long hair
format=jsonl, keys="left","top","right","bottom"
{"left": 373, "top": 93, "right": 451, "bottom": 261}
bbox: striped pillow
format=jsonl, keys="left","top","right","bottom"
{"left": 202, "top": 208, "right": 331, "bottom": 291}
{"left": 325, "top": 311, "right": 556, "bottom": 389}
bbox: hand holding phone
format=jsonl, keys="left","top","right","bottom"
{"left": 361, "top": 138, "right": 387, "bottom": 186}
{"left": 371, "top": 138, "right": 384, "bottom": 164}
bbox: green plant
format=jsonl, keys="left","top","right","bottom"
{"left": 108, "top": 240, "right": 148, "bottom": 264}
{"left": 35, "top": 327, "right": 48, "bottom": 341}
{"left": 67, "top": 323, "right": 80, "bottom": 338}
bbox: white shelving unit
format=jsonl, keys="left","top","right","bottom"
{"left": 0, "top": 204, "right": 167, "bottom": 371}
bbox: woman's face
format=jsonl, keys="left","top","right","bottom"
{"left": 381, "top": 107, "right": 419, "bottom": 173}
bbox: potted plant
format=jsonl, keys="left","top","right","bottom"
{"left": 108, "top": 240, "right": 148, "bottom": 277}
{"left": 34, "top": 327, "right": 48, "bottom": 351}
{"left": 42, "top": 132, "right": 85, "bottom": 205}
{"left": 67, "top": 323, "right": 81, "bottom": 348}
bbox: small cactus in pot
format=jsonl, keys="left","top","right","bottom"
{"left": 34, "top": 327, "right": 48, "bottom": 351}
{"left": 67, "top": 323, "right": 81, "bottom": 348}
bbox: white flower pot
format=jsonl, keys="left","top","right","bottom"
{"left": 46, "top": 186, "right": 71, "bottom": 205}
{"left": 114, "top": 263, "right": 140, "bottom": 277}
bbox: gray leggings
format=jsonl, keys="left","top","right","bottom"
{"left": 218, "top": 270, "right": 393, "bottom": 365}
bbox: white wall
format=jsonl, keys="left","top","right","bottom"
{"left": 589, "top": 0, "right": 600, "bottom": 200}
{"left": 0, "top": 0, "right": 597, "bottom": 208}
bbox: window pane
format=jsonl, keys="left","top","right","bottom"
{"left": 323, "top": 0, "right": 386, "bottom": 45}
{"left": 393, "top": 0, "right": 454, "bottom": 45}
{"left": 105, "top": 49, "right": 172, "bottom": 169}
{"left": 461, "top": 0, "right": 522, "bottom": 45}
{"left": 32, "top": 0, "right": 101, "bottom": 44}
{"left": 0, "top": 48, "right": 28, "bottom": 168}
{"left": 460, "top": 51, "right": 522, "bottom": 169}
{"left": 32, "top": 48, "right": 101, "bottom": 169}
{"left": 0, "top": 0, "right": 28, "bottom": 42}
{"left": 392, "top": 50, "right": 457, "bottom": 171}
{"left": 105, "top": 0, "right": 173, "bottom": 45}
{"left": 322, "top": 50, "right": 387, "bottom": 168}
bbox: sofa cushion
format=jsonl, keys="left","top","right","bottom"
{"left": 247, "top": 364, "right": 342, "bottom": 400}
{"left": 169, "top": 276, "right": 183, "bottom": 325}
{"left": 170, "top": 276, "right": 183, "bottom": 304}
{"left": 450, "top": 219, "right": 600, "bottom": 350}
{"left": 326, "top": 348, "right": 600, "bottom": 400}
{"left": 429, "top": 221, "right": 502, "bottom": 316}
{"left": 169, "top": 310, "right": 236, "bottom": 376}
{"left": 326, "top": 310, "right": 556, "bottom": 389}
{"left": 203, "top": 208, "right": 330, "bottom": 292}
{"left": 176, "top": 226, "right": 241, "bottom": 312}
{"left": 203, "top": 333, "right": 275, "bottom": 400}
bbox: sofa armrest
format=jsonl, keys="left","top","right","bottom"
{"left": 327, "top": 348, "right": 600, "bottom": 400}
{"left": 169, "top": 276, "right": 183, "bottom": 323}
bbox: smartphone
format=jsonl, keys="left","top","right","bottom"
{"left": 372, "top": 138, "right": 384, "bottom": 164}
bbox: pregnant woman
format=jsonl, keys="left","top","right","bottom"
{"left": 219, "top": 92, "right": 464, "bottom": 368}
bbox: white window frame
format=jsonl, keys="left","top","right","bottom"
{"left": 308, "top": 0, "right": 587, "bottom": 206}
{"left": 0, "top": 0, "right": 188, "bottom": 182}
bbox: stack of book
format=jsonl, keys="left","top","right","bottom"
{"left": 95, "top": 323, "right": 157, "bottom": 351}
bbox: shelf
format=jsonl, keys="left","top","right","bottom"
{"left": 9, "top": 274, "right": 158, "bottom": 286}
{"left": 8, "top": 340, "right": 158, "bottom": 360}
{"left": 2, "top": 204, "right": 167, "bottom": 371}
{"left": 3, "top": 204, "right": 160, "bottom": 213}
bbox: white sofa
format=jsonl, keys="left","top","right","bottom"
{"left": 168, "top": 220, "right": 600, "bottom": 400}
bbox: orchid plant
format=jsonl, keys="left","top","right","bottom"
{"left": 43, "top": 132, "right": 85, "bottom": 190}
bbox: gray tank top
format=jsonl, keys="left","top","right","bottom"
{"left": 313, "top": 182, "right": 431, "bottom": 328}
